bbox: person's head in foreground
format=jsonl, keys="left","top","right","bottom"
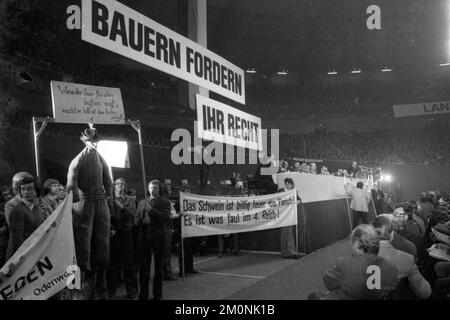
{"left": 371, "top": 214, "right": 394, "bottom": 242}
{"left": 307, "top": 224, "right": 398, "bottom": 300}
{"left": 350, "top": 224, "right": 380, "bottom": 255}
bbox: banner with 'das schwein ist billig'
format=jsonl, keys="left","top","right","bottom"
{"left": 180, "top": 190, "right": 298, "bottom": 238}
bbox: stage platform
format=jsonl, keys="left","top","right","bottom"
{"left": 113, "top": 238, "right": 351, "bottom": 300}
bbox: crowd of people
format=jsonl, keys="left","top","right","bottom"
{"left": 0, "top": 128, "right": 252, "bottom": 300}
{"left": 308, "top": 187, "right": 450, "bottom": 300}
{"left": 1, "top": 129, "right": 450, "bottom": 300}
{"left": 280, "top": 127, "right": 450, "bottom": 165}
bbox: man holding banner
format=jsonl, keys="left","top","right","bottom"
{"left": 0, "top": 192, "right": 77, "bottom": 300}
{"left": 278, "top": 178, "right": 302, "bottom": 259}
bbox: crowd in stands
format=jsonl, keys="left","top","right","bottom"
{"left": 3, "top": 116, "right": 450, "bottom": 166}
{"left": 280, "top": 127, "right": 450, "bottom": 164}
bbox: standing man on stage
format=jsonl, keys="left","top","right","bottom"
{"left": 350, "top": 182, "right": 371, "bottom": 228}
{"left": 66, "top": 127, "right": 113, "bottom": 300}
{"left": 278, "top": 178, "right": 302, "bottom": 259}
{"left": 347, "top": 161, "right": 361, "bottom": 178}
{"left": 136, "top": 180, "right": 171, "bottom": 300}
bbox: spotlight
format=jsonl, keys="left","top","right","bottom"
{"left": 97, "top": 140, "right": 129, "bottom": 168}
{"left": 381, "top": 174, "right": 392, "bottom": 182}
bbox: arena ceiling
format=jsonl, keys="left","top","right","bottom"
{"left": 2, "top": 0, "right": 447, "bottom": 79}
{"left": 1, "top": 0, "right": 449, "bottom": 125}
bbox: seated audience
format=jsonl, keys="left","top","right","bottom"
{"left": 308, "top": 224, "right": 398, "bottom": 300}
{"left": 371, "top": 214, "right": 431, "bottom": 299}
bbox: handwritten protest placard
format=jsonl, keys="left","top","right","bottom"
{"left": 180, "top": 190, "right": 298, "bottom": 238}
{"left": 51, "top": 80, "right": 126, "bottom": 124}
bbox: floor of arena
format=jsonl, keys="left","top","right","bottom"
{"left": 112, "top": 239, "right": 351, "bottom": 300}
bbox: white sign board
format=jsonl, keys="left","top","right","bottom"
{"left": 196, "top": 94, "right": 262, "bottom": 150}
{"left": 393, "top": 101, "right": 450, "bottom": 118}
{"left": 276, "top": 172, "right": 371, "bottom": 203}
{"left": 51, "top": 81, "right": 126, "bottom": 124}
{"left": 180, "top": 190, "right": 298, "bottom": 238}
{"left": 81, "top": 0, "right": 245, "bottom": 105}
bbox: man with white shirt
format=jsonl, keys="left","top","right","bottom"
{"left": 350, "top": 182, "right": 371, "bottom": 229}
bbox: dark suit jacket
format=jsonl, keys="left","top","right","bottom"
{"left": 136, "top": 196, "right": 171, "bottom": 228}
{"left": 6, "top": 201, "right": 43, "bottom": 259}
{"left": 322, "top": 252, "right": 398, "bottom": 300}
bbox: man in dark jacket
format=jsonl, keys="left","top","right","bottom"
{"left": 66, "top": 128, "right": 113, "bottom": 300}
{"left": 371, "top": 184, "right": 385, "bottom": 215}
{"left": 136, "top": 180, "right": 171, "bottom": 300}
{"left": 107, "top": 178, "right": 138, "bottom": 299}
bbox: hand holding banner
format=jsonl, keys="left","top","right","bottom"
{"left": 0, "top": 193, "right": 77, "bottom": 300}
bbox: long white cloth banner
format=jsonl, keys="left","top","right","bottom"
{"left": 393, "top": 101, "right": 450, "bottom": 118}
{"left": 276, "top": 173, "right": 368, "bottom": 203}
{"left": 81, "top": 0, "right": 245, "bottom": 104}
{"left": 0, "top": 193, "right": 77, "bottom": 300}
{"left": 180, "top": 190, "right": 298, "bottom": 238}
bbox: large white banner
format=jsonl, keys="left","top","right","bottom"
{"left": 196, "top": 94, "right": 262, "bottom": 151}
{"left": 81, "top": 0, "right": 245, "bottom": 105}
{"left": 276, "top": 173, "right": 371, "bottom": 203}
{"left": 393, "top": 101, "right": 450, "bottom": 118}
{"left": 180, "top": 190, "right": 298, "bottom": 238}
{"left": 51, "top": 81, "right": 126, "bottom": 124}
{"left": 0, "top": 194, "right": 77, "bottom": 300}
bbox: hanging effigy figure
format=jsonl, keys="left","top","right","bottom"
{"left": 66, "top": 127, "right": 113, "bottom": 300}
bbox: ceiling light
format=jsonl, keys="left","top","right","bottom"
{"left": 327, "top": 70, "right": 338, "bottom": 75}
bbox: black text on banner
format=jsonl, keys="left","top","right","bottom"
{"left": 196, "top": 94, "right": 262, "bottom": 150}
{"left": 180, "top": 190, "right": 298, "bottom": 238}
{"left": 393, "top": 100, "right": 450, "bottom": 118}
{"left": 81, "top": 0, "right": 245, "bottom": 104}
